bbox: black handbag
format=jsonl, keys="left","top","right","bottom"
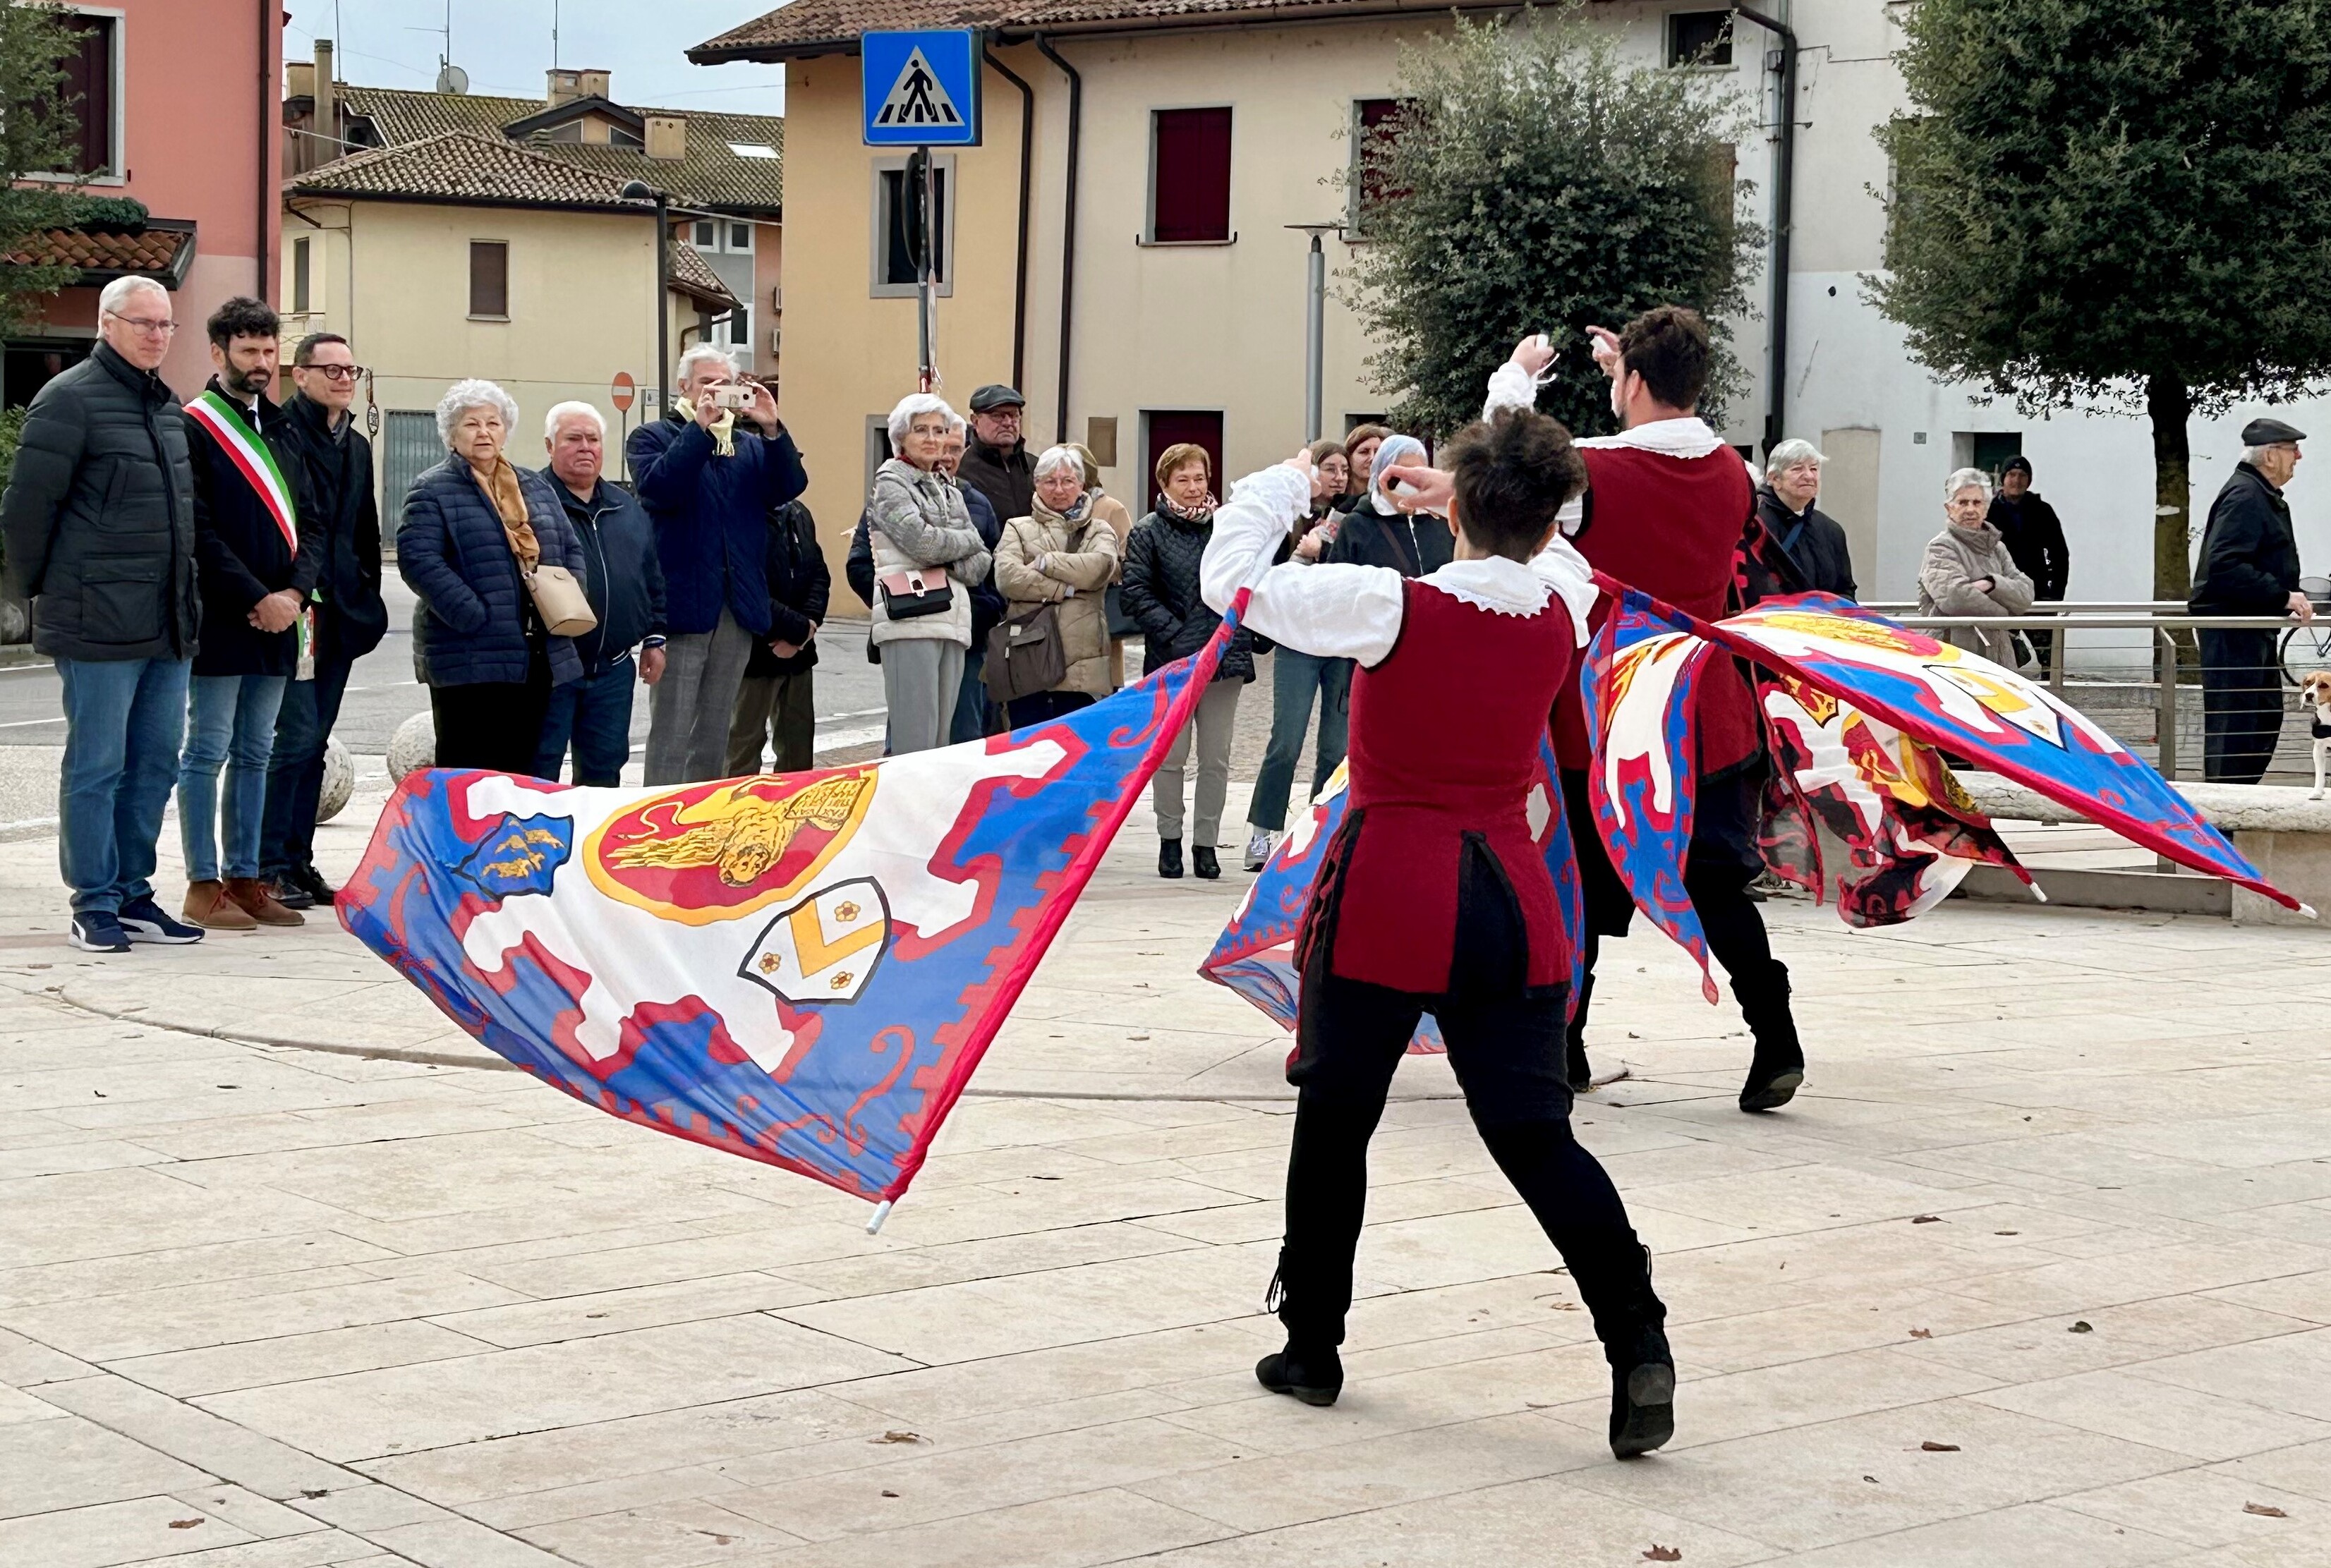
{"left": 984, "top": 603, "right": 1069, "bottom": 704}
{"left": 878, "top": 567, "right": 954, "bottom": 621}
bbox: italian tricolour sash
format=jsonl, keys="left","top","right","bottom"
{"left": 184, "top": 391, "right": 296, "bottom": 552}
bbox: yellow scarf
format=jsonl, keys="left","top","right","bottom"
{"left": 672, "top": 397, "right": 737, "bottom": 458}
{"left": 476, "top": 458, "right": 539, "bottom": 569}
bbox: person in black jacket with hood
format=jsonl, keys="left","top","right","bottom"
{"left": 259, "top": 333, "right": 388, "bottom": 910}
{"left": 0, "top": 277, "right": 203, "bottom": 953}
{"left": 1987, "top": 456, "right": 2069, "bottom": 672}
{"left": 1325, "top": 434, "right": 1455, "bottom": 580}
{"left": 1121, "top": 442, "right": 1254, "bottom": 880}
{"left": 727, "top": 497, "right": 829, "bottom": 774}
{"left": 533, "top": 403, "right": 667, "bottom": 787}
{"left": 176, "top": 298, "right": 322, "bottom": 933}
{"left": 2191, "top": 418, "right": 2311, "bottom": 784}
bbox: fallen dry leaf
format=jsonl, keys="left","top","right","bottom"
{"left": 2244, "top": 1502, "right": 2289, "bottom": 1519}
{"left": 1908, "top": 1328, "right": 1933, "bottom": 1339}
{"left": 1994, "top": 1229, "right": 2019, "bottom": 1236}
{"left": 169, "top": 1518, "right": 204, "bottom": 1529}
{"left": 2069, "top": 1320, "right": 2094, "bottom": 1334}
{"left": 1911, "top": 1215, "right": 1942, "bottom": 1224}
{"left": 300, "top": 1489, "right": 329, "bottom": 1500}
{"left": 1642, "top": 1548, "right": 1682, "bottom": 1562}
{"left": 873, "top": 1430, "right": 924, "bottom": 1445}
{"left": 1920, "top": 1441, "right": 1960, "bottom": 1452}
{"left": 695, "top": 1531, "right": 736, "bottom": 1545}
{"left": 880, "top": 1490, "right": 900, "bottom": 1498}
{"left": 1863, "top": 1475, "right": 1878, "bottom": 1484}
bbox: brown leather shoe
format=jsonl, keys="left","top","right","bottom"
{"left": 226, "top": 876, "right": 304, "bottom": 928}
{"left": 183, "top": 880, "right": 257, "bottom": 931}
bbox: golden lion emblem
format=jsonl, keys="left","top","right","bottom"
{"left": 605, "top": 774, "right": 871, "bottom": 888}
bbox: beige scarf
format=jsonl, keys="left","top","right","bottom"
{"left": 672, "top": 397, "right": 737, "bottom": 458}
{"left": 476, "top": 458, "right": 539, "bottom": 569}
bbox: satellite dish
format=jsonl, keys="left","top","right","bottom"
{"left": 436, "top": 63, "right": 469, "bottom": 95}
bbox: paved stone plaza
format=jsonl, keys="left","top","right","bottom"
{"left": 4, "top": 783, "right": 2330, "bottom": 1567}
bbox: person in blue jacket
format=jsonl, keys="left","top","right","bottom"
{"left": 624, "top": 347, "right": 808, "bottom": 784}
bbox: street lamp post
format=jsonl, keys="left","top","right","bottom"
{"left": 1285, "top": 223, "right": 1343, "bottom": 444}
{"left": 622, "top": 180, "right": 671, "bottom": 415}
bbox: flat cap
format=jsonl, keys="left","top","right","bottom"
{"left": 969, "top": 384, "right": 1025, "bottom": 413}
{"left": 2241, "top": 416, "right": 2307, "bottom": 446}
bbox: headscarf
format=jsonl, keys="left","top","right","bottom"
{"left": 1034, "top": 487, "right": 1094, "bottom": 530}
{"left": 1367, "top": 434, "right": 1429, "bottom": 515}
{"left": 672, "top": 396, "right": 737, "bottom": 457}
{"left": 479, "top": 458, "right": 540, "bottom": 568}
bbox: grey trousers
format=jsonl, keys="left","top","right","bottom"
{"left": 646, "top": 609, "right": 753, "bottom": 784}
{"left": 727, "top": 668, "right": 817, "bottom": 775}
{"left": 1154, "top": 677, "right": 1241, "bottom": 846}
{"left": 881, "top": 638, "right": 965, "bottom": 755}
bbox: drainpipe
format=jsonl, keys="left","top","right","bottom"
{"left": 258, "top": 0, "right": 274, "bottom": 297}
{"left": 983, "top": 45, "right": 1036, "bottom": 392}
{"left": 1736, "top": 4, "right": 1797, "bottom": 459}
{"left": 1034, "top": 35, "right": 1081, "bottom": 446}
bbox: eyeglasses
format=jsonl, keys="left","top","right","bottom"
{"left": 104, "top": 312, "right": 176, "bottom": 336}
{"left": 299, "top": 363, "right": 366, "bottom": 381}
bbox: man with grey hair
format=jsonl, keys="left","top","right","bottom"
{"left": 624, "top": 346, "right": 807, "bottom": 783}
{"left": 2191, "top": 417, "right": 2311, "bottom": 783}
{"left": 1752, "top": 437, "right": 1855, "bottom": 599}
{"left": 0, "top": 276, "right": 204, "bottom": 951}
{"left": 536, "top": 401, "right": 666, "bottom": 786}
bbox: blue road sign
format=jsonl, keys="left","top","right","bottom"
{"left": 863, "top": 30, "right": 982, "bottom": 147}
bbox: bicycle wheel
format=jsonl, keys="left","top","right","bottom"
{"left": 2279, "top": 622, "right": 2331, "bottom": 688}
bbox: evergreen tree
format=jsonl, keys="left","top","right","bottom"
{"left": 0, "top": 1, "right": 99, "bottom": 333}
{"left": 1345, "top": 4, "right": 1762, "bottom": 438}
{"left": 1875, "top": 0, "right": 2331, "bottom": 600}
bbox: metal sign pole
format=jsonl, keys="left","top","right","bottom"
{"left": 917, "top": 145, "right": 937, "bottom": 393}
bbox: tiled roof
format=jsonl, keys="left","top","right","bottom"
{"left": 690, "top": 0, "right": 1478, "bottom": 60}
{"left": 334, "top": 85, "right": 783, "bottom": 211}
{"left": 286, "top": 131, "right": 654, "bottom": 211}
{"left": 4, "top": 221, "right": 195, "bottom": 286}
{"left": 669, "top": 241, "right": 741, "bottom": 308}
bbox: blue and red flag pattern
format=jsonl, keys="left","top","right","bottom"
{"left": 340, "top": 600, "right": 1251, "bottom": 1214}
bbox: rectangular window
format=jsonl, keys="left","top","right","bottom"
{"left": 1667, "top": 10, "right": 1734, "bottom": 68}
{"left": 1142, "top": 410, "right": 1225, "bottom": 507}
{"left": 871, "top": 157, "right": 954, "bottom": 298}
{"left": 292, "top": 237, "right": 311, "bottom": 312}
{"left": 1348, "top": 98, "right": 1410, "bottom": 235}
{"left": 52, "top": 13, "right": 116, "bottom": 176}
{"left": 468, "top": 241, "right": 509, "bottom": 318}
{"left": 726, "top": 305, "right": 753, "bottom": 349}
{"left": 1149, "top": 107, "right": 1233, "bottom": 244}
{"left": 727, "top": 221, "right": 753, "bottom": 253}
{"left": 692, "top": 218, "right": 718, "bottom": 248}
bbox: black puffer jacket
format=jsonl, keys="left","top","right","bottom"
{"left": 745, "top": 499, "right": 830, "bottom": 678}
{"left": 1120, "top": 506, "right": 1254, "bottom": 682}
{"left": 1, "top": 341, "right": 199, "bottom": 661}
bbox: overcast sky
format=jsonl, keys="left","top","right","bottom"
{"left": 283, "top": 1, "right": 789, "bottom": 111}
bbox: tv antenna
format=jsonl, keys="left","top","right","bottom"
{"left": 408, "top": 1, "right": 464, "bottom": 94}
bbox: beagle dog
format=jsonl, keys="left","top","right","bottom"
{"left": 2304, "top": 670, "right": 2331, "bottom": 798}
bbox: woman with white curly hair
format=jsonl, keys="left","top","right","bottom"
{"left": 396, "top": 379, "right": 589, "bottom": 770}
{"left": 867, "top": 391, "right": 992, "bottom": 753}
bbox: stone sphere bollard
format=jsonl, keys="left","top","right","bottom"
{"left": 316, "top": 736, "right": 354, "bottom": 822}
{"left": 388, "top": 710, "right": 436, "bottom": 782}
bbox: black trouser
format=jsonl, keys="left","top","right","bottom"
{"left": 1275, "top": 844, "right": 1661, "bottom": 1363}
{"left": 2199, "top": 628, "right": 2282, "bottom": 785}
{"left": 1561, "top": 765, "right": 1798, "bottom": 1060}
{"left": 430, "top": 646, "right": 552, "bottom": 774}
{"left": 258, "top": 651, "right": 353, "bottom": 875}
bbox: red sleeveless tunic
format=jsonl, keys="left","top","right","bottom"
{"left": 1296, "top": 578, "right": 1574, "bottom": 995}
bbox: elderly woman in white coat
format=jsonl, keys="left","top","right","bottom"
{"left": 991, "top": 445, "right": 1123, "bottom": 727}
{"left": 1918, "top": 467, "right": 2035, "bottom": 669}
{"left": 868, "top": 393, "right": 993, "bottom": 752}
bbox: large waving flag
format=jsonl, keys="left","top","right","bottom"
{"left": 341, "top": 602, "right": 1249, "bottom": 1228}
{"left": 1202, "top": 741, "right": 1585, "bottom": 1045}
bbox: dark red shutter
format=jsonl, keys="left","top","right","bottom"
{"left": 1151, "top": 108, "right": 1232, "bottom": 243}
{"left": 1144, "top": 411, "right": 1225, "bottom": 505}
{"left": 469, "top": 242, "right": 509, "bottom": 317}
{"left": 55, "top": 16, "right": 111, "bottom": 174}
{"left": 1355, "top": 99, "right": 1410, "bottom": 217}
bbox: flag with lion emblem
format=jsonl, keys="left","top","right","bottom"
{"left": 341, "top": 601, "right": 1251, "bottom": 1218}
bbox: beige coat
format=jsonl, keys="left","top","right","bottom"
{"left": 1918, "top": 520, "right": 2035, "bottom": 668}
{"left": 993, "top": 499, "right": 1123, "bottom": 698}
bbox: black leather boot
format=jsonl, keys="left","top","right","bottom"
{"left": 1556, "top": 1230, "right": 1674, "bottom": 1459}
{"left": 1257, "top": 1248, "right": 1345, "bottom": 1405}
{"left": 1158, "top": 839, "right": 1184, "bottom": 880}
{"left": 1731, "top": 961, "right": 1805, "bottom": 1112}
{"left": 1609, "top": 1321, "right": 1677, "bottom": 1459}
{"left": 1192, "top": 844, "right": 1221, "bottom": 880}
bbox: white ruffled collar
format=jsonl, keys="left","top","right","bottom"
{"left": 1575, "top": 416, "right": 1728, "bottom": 460}
{"left": 1422, "top": 557, "right": 1548, "bottom": 616}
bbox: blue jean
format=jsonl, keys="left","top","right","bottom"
{"left": 535, "top": 656, "right": 638, "bottom": 786}
{"left": 178, "top": 674, "right": 287, "bottom": 882}
{"left": 1247, "top": 650, "right": 1352, "bottom": 832}
{"left": 260, "top": 655, "right": 353, "bottom": 875}
{"left": 56, "top": 655, "right": 190, "bottom": 915}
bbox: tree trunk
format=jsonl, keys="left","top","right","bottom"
{"left": 2148, "top": 372, "right": 2193, "bottom": 604}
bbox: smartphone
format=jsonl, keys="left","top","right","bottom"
{"left": 710, "top": 383, "right": 754, "bottom": 411}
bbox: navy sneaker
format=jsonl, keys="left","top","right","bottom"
{"left": 117, "top": 896, "right": 205, "bottom": 945}
{"left": 68, "top": 911, "right": 131, "bottom": 953}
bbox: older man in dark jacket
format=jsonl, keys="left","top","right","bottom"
{"left": 537, "top": 403, "right": 667, "bottom": 786}
{"left": 0, "top": 279, "right": 203, "bottom": 952}
{"left": 2191, "top": 418, "right": 2311, "bottom": 784}
{"left": 260, "top": 332, "right": 387, "bottom": 911}
{"left": 726, "top": 498, "right": 829, "bottom": 774}
{"left": 957, "top": 384, "right": 1034, "bottom": 533}
{"left": 625, "top": 348, "right": 808, "bottom": 784}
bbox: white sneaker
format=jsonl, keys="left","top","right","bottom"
{"left": 1243, "top": 829, "right": 1276, "bottom": 872}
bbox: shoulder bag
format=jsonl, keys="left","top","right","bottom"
{"left": 878, "top": 566, "right": 955, "bottom": 620}
{"left": 525, "top": 563, "right": 598, "bottom": 638}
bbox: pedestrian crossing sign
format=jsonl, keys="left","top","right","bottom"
{"left": 862, "top": 30, "right": 982, "bottom": 147}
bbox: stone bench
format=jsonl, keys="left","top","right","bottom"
{"left": 1954, "top": 772, "right": 2330, "bottom": 926}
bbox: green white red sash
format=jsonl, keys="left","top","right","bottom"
{"left": 184, "top": 391, "right": 296, "bottom": 552}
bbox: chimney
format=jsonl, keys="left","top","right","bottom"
{"left": 645, "top": 114, "right": 686, "bottom": 161}
{"left": 315, "top": 40, "right": 337, "bottom": 161}
{"left": 287, "top": 59, "right": 313, "bottom": 101}
{"left": 547, "top": 67, "right": 583, "bottom": 107}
